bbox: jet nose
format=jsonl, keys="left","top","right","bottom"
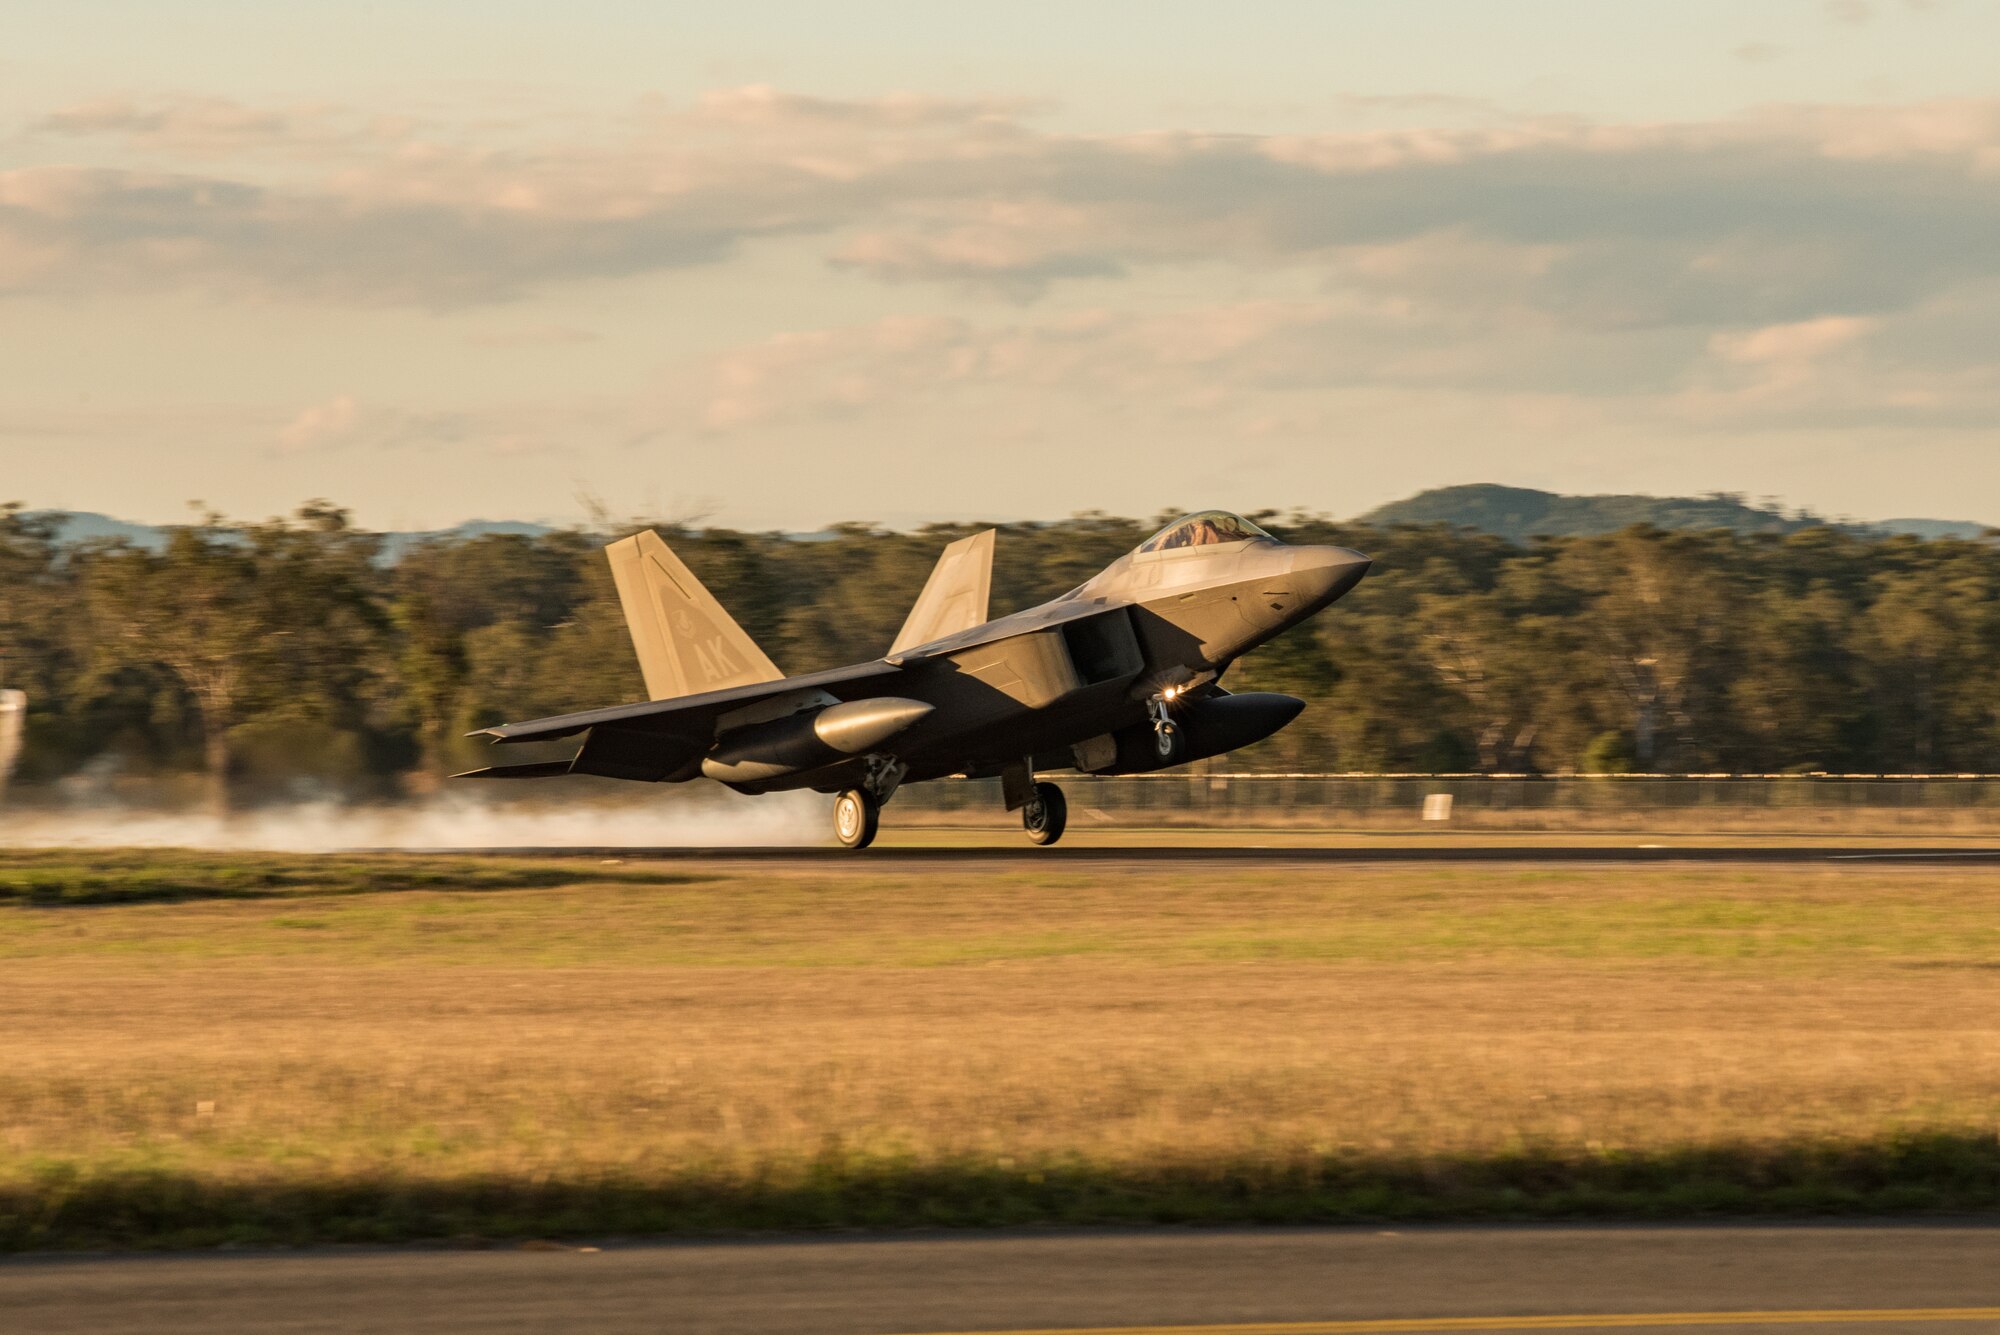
{"left": 1287, "top": 545, "right": 1372, "bottom": 608}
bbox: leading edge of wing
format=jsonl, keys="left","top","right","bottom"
{"left": 469, "top": 659, "right": 906, "bottom": 745}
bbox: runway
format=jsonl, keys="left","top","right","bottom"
{"left": 419, "top": 844, "right": 2000, "bottom": 866}
{"left": 6, "top": 1225, "right": 1998, "bottom": 1334}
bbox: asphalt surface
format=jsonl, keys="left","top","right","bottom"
{"left": 6, "top": 1225, "right": 1999, "bottom": 1335}
{"left": 419, "top": 845, "right": 2000, "bottom": 865}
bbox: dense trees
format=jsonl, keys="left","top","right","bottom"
{"left": 2, "top": 501, "right": 1997, "bottom": 804}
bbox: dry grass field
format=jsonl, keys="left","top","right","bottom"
{"left": 2, "top": 849, "right": 1998, "bottom": 1247}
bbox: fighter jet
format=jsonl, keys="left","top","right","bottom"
{"left": 458, "top": 512, "right": 1370, "bottom": 847}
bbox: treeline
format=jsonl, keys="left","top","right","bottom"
{"left": 3, "top": 501, "right": 1998, "bottom": 807}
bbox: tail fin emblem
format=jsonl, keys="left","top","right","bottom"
{"left": 608, "top": 531, "right": 784, "bottom": 701}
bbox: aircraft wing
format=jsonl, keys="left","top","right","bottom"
{"left": 468, "top": 659, "right": 906, "bottom": 747}
{"left": 457, "top": 659, "right": 908, "bottom": 781}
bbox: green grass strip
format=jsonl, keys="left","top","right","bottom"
{"left": 6, "top": 1132, "right": 1998, "bottom": 1251}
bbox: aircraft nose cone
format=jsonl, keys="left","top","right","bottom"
{"left": 1288, "top": 546, "right": 1372, "bottom": 607}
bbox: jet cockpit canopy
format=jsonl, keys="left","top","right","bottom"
{"left": 1134, "top": 511, "right": 1276, "bottom": 554}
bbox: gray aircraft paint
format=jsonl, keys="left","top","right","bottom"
{"left": 606, "top": 530, "right": 782, "bottom": 699}
{"left": 890, "top": 529, "right": 994, "bottom": 656}
{"left": 460, "top": 513, "right": 1369, "bottom": 837}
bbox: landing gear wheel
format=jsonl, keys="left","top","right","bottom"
{"left": 1153, "top": 720, "right": 1182, "bottom": 763}
{"left": 1023, "top": 782, "right": 1068, "bottom": 846}
{"left": 833, "top": 788, "right": 880, "bottom": 849}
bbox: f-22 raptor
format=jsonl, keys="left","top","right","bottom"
{"left": 459, "top": 512, "right": 1370, "bottom": 847}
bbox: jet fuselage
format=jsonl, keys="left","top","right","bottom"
{"left": 728, "top": 531, "right": 1369, "bottom": 794}
{"left": 463, "top": 511, "right": 1371, "bottom": 846}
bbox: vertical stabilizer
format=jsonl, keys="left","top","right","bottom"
{"left": 606, "top": 531, "right": 783, "bottom": 701}
{"left": 891, "top": 529, "right": 996, "bottom": 656}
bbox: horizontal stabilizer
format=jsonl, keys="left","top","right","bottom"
{"left": 451, "top": 760, "right": 576, "bottom": 780}
{"left": 891, "top": 529, "right": 995, "bottom": 656}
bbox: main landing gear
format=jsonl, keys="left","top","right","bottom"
{"left": 833, "top": 756, "right": 904, "bottom": 850}
{"left": 835, "top": 762, "right": 1068, "bottom": 849}
{"left": 1022, "top": 781, "right": 1067, "bottom": 846}
{"left": 833, "top": 788, "right": 879, "bottom": 849}
{"left": 1002, "top": 761, "right": 1068, "bottom": 848}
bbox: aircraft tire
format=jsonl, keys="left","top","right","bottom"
{"left": 834, "top": 788, "right": 880, "bottom": 849}
{"left": 1154, "top": 721, "right": 1183, "bottom": 763}
{"left": 1023, "top": 782, "right": 1067, "bottom": 846}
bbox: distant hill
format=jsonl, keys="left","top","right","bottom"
{"left": 30, "top": 510, "right": 176, "bottom": 549}
{"left": 374, "top": 521, "right": 556, "bottom": 561}
{"left": 1874, "top": 517, "right": 1992, "bottom": 541}
{"left": 18, "top": 492, "right": 1993, "bottom": 556}
{"left": 22, "top": 512, "right": 558, "bottom": 557}
{"left": 1355, "top": 485, "right": 1991, "bottom": 544}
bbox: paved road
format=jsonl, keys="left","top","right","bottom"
{"left": 422, "top": 845, "right": 2000, "bottom": 865}
{"left": 6, "top": 1226, "right": 1999, "bottom": 1335}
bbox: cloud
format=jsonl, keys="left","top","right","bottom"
{"left": 276, "top": 394, "right": 362, "bottom": 451}
{"left": 465, "top": 323, "right": 601, "bottom": 348}
{"left": 830, "top": 199, "right": 1126, "bottom": 295}
{"left": 690, "top": 85, "right": 1038, "bottom": 129}
{"left": 1710, "top": 315, "right": 1876, "bottom": 365}
{"left": 275, "top": 395, "right": 518, "bottom": 454}
{"left": 4, "top": 88, "right": 2000, "bottom": 331}
{"left": 41, "top": 96, "right": 295, "bottom": 145}
{"left": 31, "top": 95, "right": 409, "bottom": 160}
{"left": 38, "top": 96, "right": 293, "bottom": 141}
{"left": 667, "top": 281, "right": 2000, "bottom": 446}
{"left": 1683, "top": 315, "right": 1880, "bottom": 413}
{"left": 674, "top": 294, "right": 1671, "bottom": 438}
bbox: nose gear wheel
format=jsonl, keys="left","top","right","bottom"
{"left": 1149, "top": 695, "right": 1185, "bottom": 764}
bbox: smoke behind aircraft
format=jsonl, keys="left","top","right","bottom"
{"left": 0, "top": 792, "right": 822, "bottom": 852}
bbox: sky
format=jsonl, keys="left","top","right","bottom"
{"left": 4, "top": 0, "right": 1999, "bottom": 531}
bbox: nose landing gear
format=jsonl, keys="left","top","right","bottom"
{"left": 1150, "top": 694, "right": 1184, "bottom": 763}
